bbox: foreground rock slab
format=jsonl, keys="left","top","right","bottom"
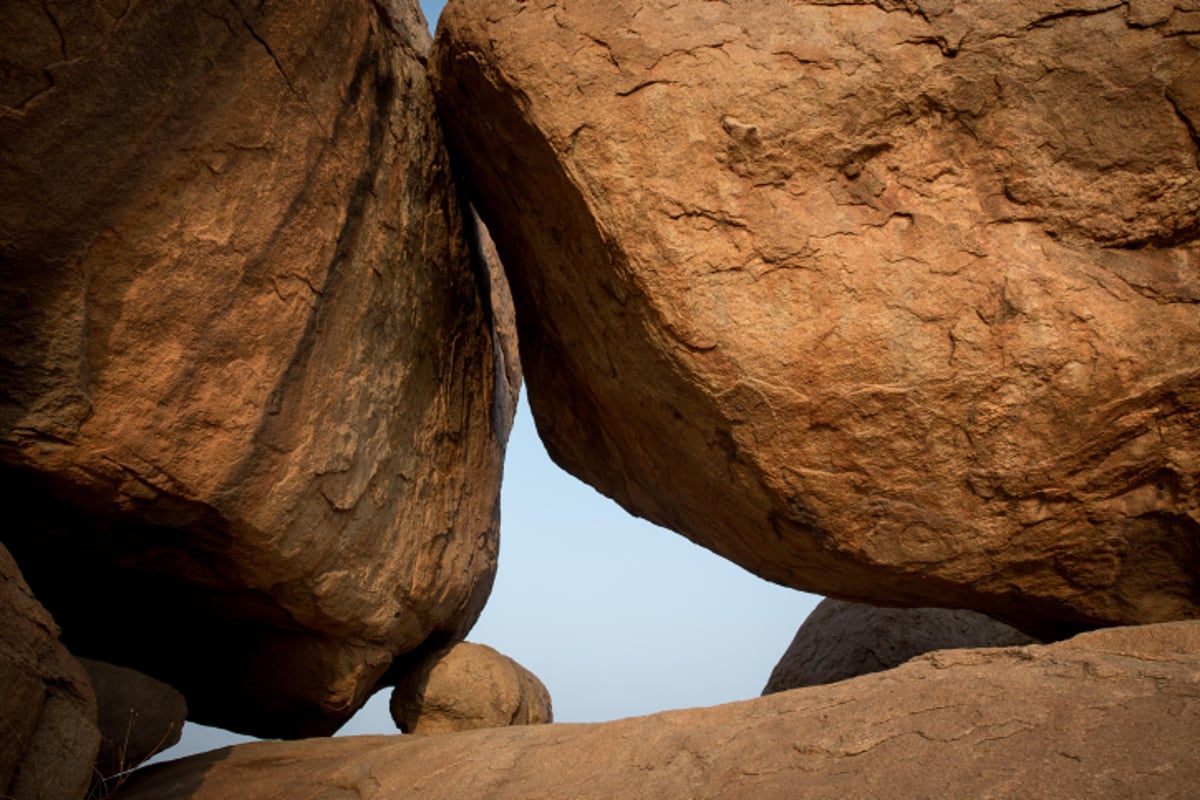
{"left": 390, "top": 641, "right": 552, "bottom": 735}
{"left": 0, "top": 544, "right": 99, "bottom": 800}
{"left": 430, "top": 0, "right": 1200, "bottom": 633}
{"left": 118, "top": 622, "right": 1200, "bottom": 799}
{"left": 764, "top": 598, "right": 1036, "bottom": 693}
{"left": 0, "top": 0, "right": 511, "bottom": 737}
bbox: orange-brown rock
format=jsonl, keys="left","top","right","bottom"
{"left": 0, "top": 543, "right": 99, "bottom": 800}
{"left": 429, "top": 0, "right": 1200, "bottom": 633}
{"left": 0, "top": 0, "right": 511, "bottom": 737}
{"left": 763, "top": 598, "right": 1036, "bottom": 693}
{"left": 115, "top": 622, "right": 1200, "bottom": 799}
{"left": 390, "top": 641, "right": 552, "bottom": 735}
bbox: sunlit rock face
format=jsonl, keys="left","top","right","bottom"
{"left": 0, "top": 0, "right": 513, "bottom": 738}
{"left": 429, "top": 0, "right": 1200, "bottom": 635}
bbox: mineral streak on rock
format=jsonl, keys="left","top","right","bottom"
{"left": 429, "top": 0, "right": 1200, "bottom": 633}
{"left": 0, "top": 0, "right": 512, "bottom": 737}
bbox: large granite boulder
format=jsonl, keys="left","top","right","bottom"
{"left": 763, "top": 598, "right": 1036, "bottom": 693}
{"left": 80, "top": 658, "right": 188, "bottom": 779}
{"left": 0, "top": 0, "right": 512, "bottom": 737}
{"left": 429, "top": 0, "right": 1200, "bottom": 634}
{"left": 0, "top": 544, "right": 100, "bottom": 800}
{"left": 390, "top": 641, "right": 552, "bottom": 735}
{"left": 116, "top": 621, "right": 1200, "bottom": 799}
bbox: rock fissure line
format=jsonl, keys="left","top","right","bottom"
{"left": 1024, "top": 3, "right": 1127, "bottom": 31}
{"left": 226, "top": 0, "right": 333, "bottom": 140}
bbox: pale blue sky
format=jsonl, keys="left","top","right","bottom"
{"left": 419, "top": 0, "right": 443, "bottom": 32}
{"left": 162, "top": 0, "right": 817, "bottom": 759}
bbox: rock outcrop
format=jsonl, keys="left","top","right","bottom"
{"left": 390, "top": 641, "right": 552, "bottom": 735}
{"left": 763, "top": 598, "right": 1036, "bottom": 693}
{"left": 117, "top": 621, "right": 1200, "bottom": 799}
{"left": 0, "top": 544, "right": 100, "bottom": 800}
{"left": 0, "top": 0, "right": 512, "bottom": 737}
{"left": 81, "top": 659, "right": 188, "bottom": 779}
{"left": 429, "top": 0, "right": 1200, "bottom": 634}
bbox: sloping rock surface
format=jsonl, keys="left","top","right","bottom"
{"left": 0, "top": 543, "right": 99, "bottom": 800}
{"left": 763, "top": 598, "right": 1036, "bottom": 693}
{"left": 81, "top": 658, "right": 188, "bottom": 779}
{"left": 429, "top": 0, "right": 1200, "bottom": 633}
{"left": 0, "top": 0, "right": 511, "bottom": 737}
{"left": 117, "top": 622, "right": 1200, "bottom": 799}
{"left": 390, "top": 641, "right": 552, "bottom": 735}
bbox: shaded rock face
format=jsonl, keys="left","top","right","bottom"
{"left": 0, "top": 544, "right": 99, "bottom": 800}
{"left": 117, "top": 622, "right": 1200, "bottom": 799}
{"left": 763, "top": 598, "right": 1036, "bottom": 694}
{"left": 0, "top": 0, "right": 512, "bottom": 737}
{"left": 429, "top": 0, "right": 1200, "bottom": 633}
{"left": 80, "top": 659, "right": 188, "bottom": 779}
{"left": 390, "top": 641, "right": 552, "bottom": 735}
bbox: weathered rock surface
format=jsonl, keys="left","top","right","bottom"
{"left": 0, "top": 0, "right": 512, "bottom": 737}
{"left": 763, "top": 598, "right": 1036, "bottom": 693}
{"left": 389, "top": 641, "right": 552, "bottom": 735}
{"left": 81, "top": 658, "right": 188, "bottom": 778}
{"left": 430, "top": 0, "right": 1200, "bottom": 633}
{"left": 0, "top": 543, "right": 100, "bottom": 800}
{"left": 118, "top": 622, "right": 1200, "bottom": 799}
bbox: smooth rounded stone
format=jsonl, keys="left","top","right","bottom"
{"left": 79, "top": 658, "right": 189, "bottom": 778}
{"left": 0, "top": 544, "right": 100, "bottom": 800}
{"left": 763, "top": 598, "right": 1037, "bottom": 694}
{"left": 390, "top": 642, "right": 552, "bottom": 735}
{"left": 116, "top": 621, "right": 1200, "bottom": 800}
{"left": 0, "top": 0, "right": 512, "bottom": 737}
{"left": 428, "top": 0, "right": 1200, "bottom": 634}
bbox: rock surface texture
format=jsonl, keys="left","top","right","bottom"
{"left": 0, "top": 544, "right": 100, "bottom": 800}
{"left": 118, "top": 622, "right": 1200, "bottom": 799}
{"left": 389, "top": 641, "right": 552, "bottom": 735}
{"left": 430, "top": 0, "right": 1200, "bottom": 633}
{"left": 0, "top": 0, "right": 512, "bottom": 737}
{"left": 763, "top": 598, "right": 1036, "bottom": 693}
{"left": 80, "top": 658, "right": 188, "bottom": 779}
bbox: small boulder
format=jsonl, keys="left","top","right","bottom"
{"left": 0, "top": 543, "right": 99, "bottom": 800}
{"left": 80, "top": 658, "right": 188, "bottom": 778}
{"left": 390, "top": 642, "right": 552, "bottom": 735}
{"left": 764, "top": 598, "right": 1037, "bottom": 694}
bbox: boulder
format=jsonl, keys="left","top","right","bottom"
{"left": 80, "top": 659, "right": 188, "bottom": 779}
{"left": 0, "top": 543, "right": 100, "bottom": 800}
{"left": 116, "top": 621, "right": 1200, "bottom": 799}
{"left": 390, "top": 641, "right": 552, "bottom": 735}
{"left": 429, "top": 0, "right": 1200, "bottom": 634}
{"left": 763, "top": 598, "right": 1036, "bottom": 694}
{"left": 0, "top": 0, "right": 512, "bottom": 737}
